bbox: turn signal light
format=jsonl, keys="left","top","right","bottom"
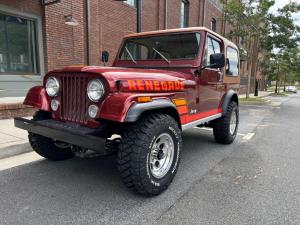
{"left": 173, "top": 98, "right": 187, "bottom": 106}
{"left": 137, "top": 96, "right": 152, "bottom": 103}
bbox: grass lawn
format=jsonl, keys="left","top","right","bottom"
{"left": 239, "top": 96, "right": 269, "bottom": 104}
{"left": 269, "top": 92, "right": 288, "bottom": 97}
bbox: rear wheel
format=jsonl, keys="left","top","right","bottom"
{"left": 213, "top": 101, "right": 239, "bottom": 144}
{"left": 28, "top": 111, "right": 74, "bottom": 161}
{"left": 117, "top": 114, "right": 182, "bottom": 196}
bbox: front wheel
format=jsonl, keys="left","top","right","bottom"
{"left": 117, "top": 114, "right": 182, "bottom": 196}
{"left": 213, "top": 101, "right": 239, "bottom": 144}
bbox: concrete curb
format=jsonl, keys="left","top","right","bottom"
{"left": 0, "top": 143, "right": 33, "bottom": 160}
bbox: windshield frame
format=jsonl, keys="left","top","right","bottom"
{"left": 117, "top": 31, "right": 202, "bottom": 65}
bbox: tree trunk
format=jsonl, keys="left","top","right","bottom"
{"left": 283, "top": 73, "right": 287, "bottom": 92}
{"left": 275, "top": 62, "right": 280, "bottom": 94}
{"left": 247, "top": 36, "right": 259, "bottom": 99}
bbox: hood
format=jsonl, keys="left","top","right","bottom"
{"left": 56, "top": 66, "right": 191, "bottom": 92}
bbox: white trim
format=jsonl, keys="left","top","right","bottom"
{"left": 182, "top": 113, "right": 222, "bottom": 131}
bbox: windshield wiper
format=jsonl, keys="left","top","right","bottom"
{"left": 125, "top": 46, "right": 137, "bottom": 64}
{"left": 152, "top": 48, "right": 171, "bottom": 64}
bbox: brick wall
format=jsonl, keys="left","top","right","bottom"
{"left": 85, "top": 0, "right": 226, "bottom": 66}
{"left": 44, "top": 0, "right": 86, "bottom": 71}
{"left": 88, "top": 0, "right": 137, "bottom": 66}
{"left": 0, "top": 0, "right": 232, "bottom": 71}
{"left": 0, "top": 103, "right": 36, "bottom": 119}
{"left": 0, "top": 0, "right": 41, "bottom": 15}
{"left": 204, "top": 0, "right": 223, "bottom": 34}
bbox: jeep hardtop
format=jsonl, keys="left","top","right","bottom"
{"left": 15, "top": 27, "right": 240, "bottom": 196}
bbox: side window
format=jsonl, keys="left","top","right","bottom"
{"left": 226, "top": 47, "right": 239, "bottom": 76}
{"left": 204, "top": 36, "right": 221, "bottom": 66}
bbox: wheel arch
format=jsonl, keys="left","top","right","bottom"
{"left": 124, "top": 99, "right": 181, "bottom": 129}
{"left": 221, "top": 90, "right": 239, "bottom": 116}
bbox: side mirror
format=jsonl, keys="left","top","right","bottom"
{"left": 101, "top": 51, "right": 109, "bottom": 64}
{"left": 209, "top": 53, "right": 225, "bottom": 69}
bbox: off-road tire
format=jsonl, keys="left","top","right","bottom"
{"left": 117, "top": 114, "right": 182, "bottom": 196}
{"left": 28, "top": 111, "right": 74, "bottom": 161}
{"left": 213, "top": 101, "right": 239, "bottom": 144}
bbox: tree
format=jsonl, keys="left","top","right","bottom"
{"left": 222, "top": 0, "right": 300, "bottom": 98}
{"left": 265, "top": 47, "right": 300, "bottom": 94}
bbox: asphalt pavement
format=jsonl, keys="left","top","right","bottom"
{"left": 0, "top": 93, "right": 299, "bottom": 225}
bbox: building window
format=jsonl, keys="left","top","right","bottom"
{"left": 0, "top": 13, "right": 38, "bottom": 74}
{"left": 211, "top": 18, "right": 216, "bottom": 32}
{"left": 124, "top": 0, "right": 136, "bottom": 7}
{"left": 180, "top": 0, "right": 189, "bottom": 28}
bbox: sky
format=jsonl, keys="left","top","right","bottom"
{"left": 270, "top": 0, "right": 300, "bottom": 26}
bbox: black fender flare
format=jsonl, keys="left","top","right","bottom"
{"left": 125, "top": 99, "right": 179, "bottom": 122}
{"left": 221, "top": 90, "right": 239, "bottom": 116}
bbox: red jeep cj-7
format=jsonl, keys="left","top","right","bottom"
{"left": 15, "top": 27, "right": 240, "bottom": 196}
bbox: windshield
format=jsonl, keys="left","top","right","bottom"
{"left": 119, "top": 33, "right": 201, "bottom": 62}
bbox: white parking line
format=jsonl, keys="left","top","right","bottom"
{"left": 193, "top": 127, "right": 246, "bottom": 136}
{"left": 242, "top": 132, "right": 255, "bottom": 141}
{"left": 0, "top": 152, "right": 43, "bottom": 172}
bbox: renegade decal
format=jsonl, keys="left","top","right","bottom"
{"left": 125, "top": 80, "right": 184, "bottom": 92}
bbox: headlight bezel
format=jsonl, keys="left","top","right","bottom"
{"left": 45, "top": 76, "right": 60, "bottom": 97}
{"left": 87, "top": 79, "right": 105, "bottom": 102}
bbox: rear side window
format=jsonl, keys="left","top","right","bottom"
{"left": 226, "top": 47, "right": 239, "bottom": 76}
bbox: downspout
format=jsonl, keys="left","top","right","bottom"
{"left": 197, "top": 0, "right": 201, "bottom": 26}
{"left": 202, "top": 0, "right": 206, "bottom": 26}
{"left": 136, "top": 0, "right": 142, "bottom": 32}
{"left": 85, "top": 0, "right": 90, "bottom": 65}
{"left": 157, "top": 0, "right": 160, "bottom": 30}
{"left": 164, "top": 0, "right": 168, "bottom": 29}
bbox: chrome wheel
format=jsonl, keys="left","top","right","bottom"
{"left": 229, "top": 111, "right": 237, "bottom": 135}
{"left": 149, "top": 133, "right": 174, "bottom": 179}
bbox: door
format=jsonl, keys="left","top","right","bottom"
{"left": 198, "top": 35, "right": 223, "bottom": 114}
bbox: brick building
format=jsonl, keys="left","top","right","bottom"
{"left": 0, "top": 0, "right": 230, "bottom": 98}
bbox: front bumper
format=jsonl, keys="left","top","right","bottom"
{"left": 14, "top": 117, "right": 107, "bottom": 153}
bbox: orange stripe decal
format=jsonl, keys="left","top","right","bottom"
{"left": 177, "top": 105, "right": 188, "bottom": 115}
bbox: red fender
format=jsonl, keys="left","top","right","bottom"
{"left": 23, "top": 86, "right": 50, "bottom": 111}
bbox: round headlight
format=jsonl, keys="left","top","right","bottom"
{"left": 87, "top": 79, "right": 105, "bottom": 102}
{"left": 88, "top": 105, "right": 99, "bottom": 118}
{"left": 51, "top": 99, "right": 60, "bottom": 111}
{"left": 46, "top": 77, "right": 60, "bottom": 97}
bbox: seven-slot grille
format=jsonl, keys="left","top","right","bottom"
{"left": 59, "top": 74, "right": 89, "bottom": 124}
